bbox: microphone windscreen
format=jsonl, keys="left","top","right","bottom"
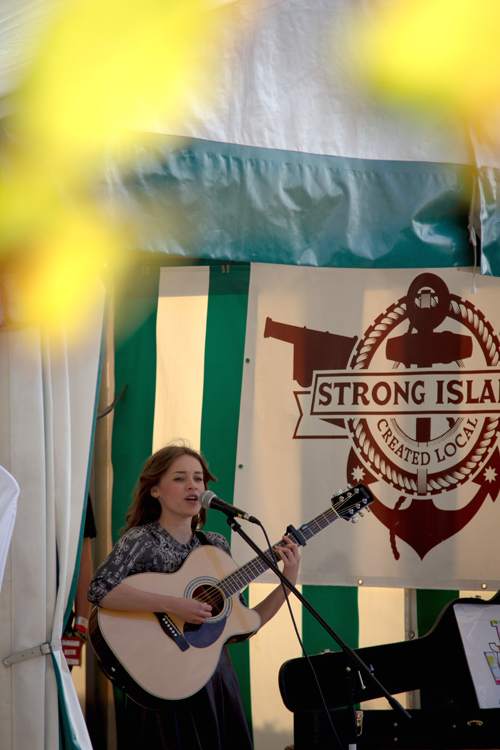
{"left": 199, "top": 490, "right": 216, "bottom": 509}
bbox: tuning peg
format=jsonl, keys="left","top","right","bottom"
{"left": 358, "top": 512, "right": 364, "bottom": 517}
{"left": 351, "top": 517, "right": 359, "bottom": 523}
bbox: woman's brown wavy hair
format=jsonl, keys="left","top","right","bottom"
{"left": 122, "top": 443, "right": 217, "bottom": 534}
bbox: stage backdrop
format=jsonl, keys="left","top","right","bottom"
{"left": 110, "top": 260, "right": 497, "bottom": 750}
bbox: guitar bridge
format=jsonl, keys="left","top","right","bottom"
{"left": 154, "top": 612, "right": 190, "bottom": 652}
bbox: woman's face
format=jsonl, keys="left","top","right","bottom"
{"left": 152, "top": 454, "right": 206, "bottom": 526}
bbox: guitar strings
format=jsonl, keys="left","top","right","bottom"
{"left": 190, "top": 540, "right": 290, "bottom": 607}
{"left": 189, "top": 497, "right": 355, "bottom": 608}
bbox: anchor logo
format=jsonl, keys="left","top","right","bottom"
{"left": 265, "top": 272, "right": 500, "bottom": 559}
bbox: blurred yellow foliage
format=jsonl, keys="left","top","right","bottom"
{"left": 16, "top": 0, "right": 215, "bottom": 164}
{"left": 10, "top": 205, "right": 121, "bottom": 338}
{"left": 0, "top": 0, "right": 229, "bottom": 341}
{"left": 351, "top": 0, "right": 500, "bottom": 123}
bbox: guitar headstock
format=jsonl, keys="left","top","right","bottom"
{"left": 331, "top": 483, "right": 374, "bottom": 523}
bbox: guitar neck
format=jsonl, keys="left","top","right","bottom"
{"left": 219, "top": 484, "right": 371, "bottom": 599}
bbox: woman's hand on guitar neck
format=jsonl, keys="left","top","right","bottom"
{"left": 273, "top": 535, "right": 301, "bottom": 587}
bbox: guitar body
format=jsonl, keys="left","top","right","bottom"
{"left": 89, "top": 544, "right": 261, "bottom": 706}
{"left": 89, "top": 483, "right": 373, "bottom": 709}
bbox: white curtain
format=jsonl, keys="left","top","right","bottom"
{"left": 0, "top": 286, "right": 105, "bottom": 750}
{"left": 0, "top": 466, "right": 19, "bottom": 592}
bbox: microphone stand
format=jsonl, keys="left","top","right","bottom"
{"left": 226, "top": 515, "right": 411, "bottom": 748}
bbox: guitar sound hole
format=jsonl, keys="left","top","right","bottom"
{"left": 183, "top": 584, "right": 225, "bottom": 632}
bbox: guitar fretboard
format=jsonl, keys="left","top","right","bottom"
{"left": 218, "top": 485, "right": 370, "bottom": 599}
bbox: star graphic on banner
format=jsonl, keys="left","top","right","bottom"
{"left": 351, "top": 465, "right": 365, "bottom": 483}
{"left": 484, "top": 465, "right": 498, "bottom": 483}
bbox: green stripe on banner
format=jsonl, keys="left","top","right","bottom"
{"left": 112, "top": 262, "right": 160, "bottom": 542}
{"left": 302, "top": 585, "right": 359, "bottom": 655}
{"left": 416, "top": 589, "right": 459, "bottom": 638}
{"left": 200, "top": 262, "right": 251, "bottom": 537}
{"left": 199, "top": 262, "right": 253, "bottom": 730}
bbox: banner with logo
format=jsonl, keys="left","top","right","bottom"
{"left": 234, "top": 264, "right": 500, "bottom": 590}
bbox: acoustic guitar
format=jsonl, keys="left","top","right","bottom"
{"left": 89, "top": 483, "right": 373, "bottom": 708}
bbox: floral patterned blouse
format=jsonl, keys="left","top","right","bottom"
{"left": 88, "top": 522, "right": 233, "bottom": 605}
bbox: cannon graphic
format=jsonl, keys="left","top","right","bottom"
{"left": 264, "top": 317, "right": 357, "bottom": 388}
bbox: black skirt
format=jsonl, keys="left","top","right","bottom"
{"left": 115, "top": 647, "right": 254, "bottom": 750}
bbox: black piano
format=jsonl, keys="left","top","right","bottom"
{"left": 279, "top": 590, "right": 500, "bottom": 749}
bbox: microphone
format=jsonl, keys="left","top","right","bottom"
{"left": 199, "top": 491, "right": 261, "bottom": 525}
